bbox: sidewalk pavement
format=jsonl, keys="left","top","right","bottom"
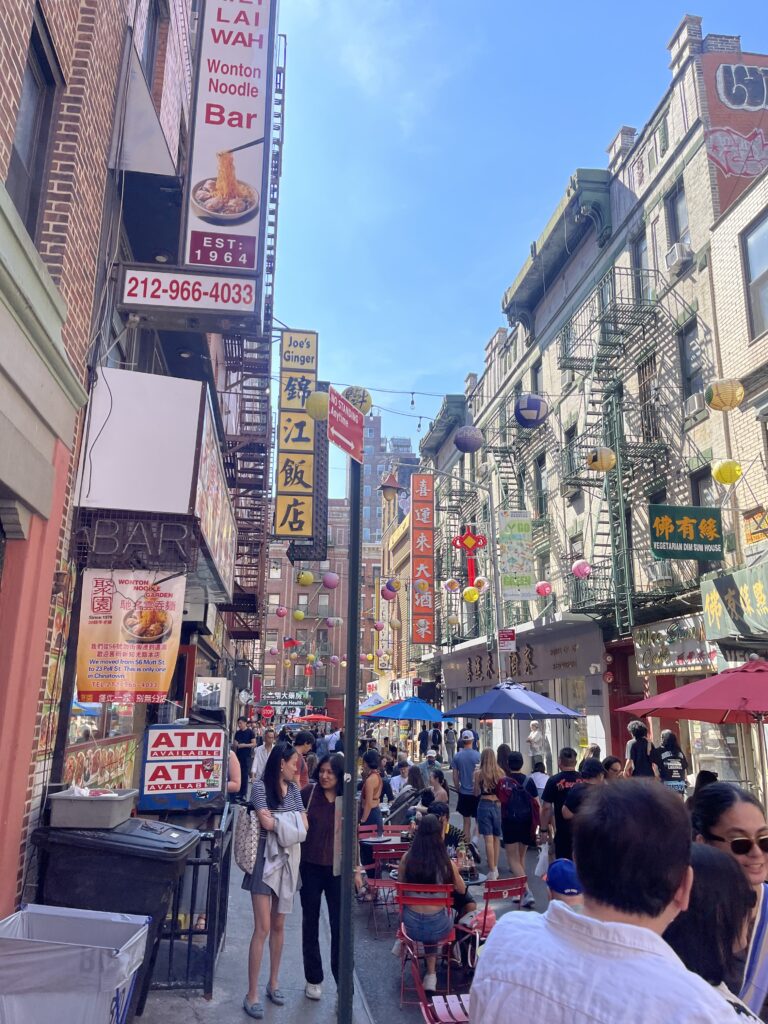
{"left": 142, "top": 866, "right": 374, "bottom": 1024}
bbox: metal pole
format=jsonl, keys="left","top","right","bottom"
{"left": 485, "top": 505, "right": 510, "bottom": 746}
{"left": 338, "top": 456, "right": 362, "bottom": 1022}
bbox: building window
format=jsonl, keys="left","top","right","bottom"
{"left": 658, "top": 113, "right": 669, "bottom": 157}
{"left": 364, "top": 464, "right": 371, "bottom": 476}
{"left": 365, "top": 427, "right": 374, "bottom": 438}
{"left": 744, "top": 210, "right": 768, "bottom": 338}
{"left": 666, "top": 181, "right": 690, "bottom": 246}
{"left": 363, "top": 485, "right": 371, "bottom": 498}
{"left": 141, "top": 0, "right": 164, "bottom": 82}
{"left": 266, "top": 629, "right": 278, "bottom": 645}
{"left": 363, "top": 506, "right": 371, "bottom": 520}
{"left": 678, "top": 319, "right": 703, "bottom": 399}
{"left": 317, "top": 594, "right": 329, "bottom": 616}
{"left": 534, "top": 453, "right": 548, "bottom": 517}
{"left": 638, "top": 354, "right": 660, "bottom": 441}
{"left": 516, "top": 469, "right": 526, "bottom": 511}
{"left": 531, "top": 360, "right": 543, "bottom": 394}
{"left": 563, "top": 425, "right": 578, "bottom": 476}
{"left": 536, "top": 552, "right": 550, "bottom": 582}
{"left": 269, "top": 559, "right": 282, "bottom": 579}
{"left": 268, "top": 593, "right": 280, "bottom": 608}
{"left": 6, "top": 14, "right": 61, "bottom": 239}
{"left": 631, "top": 232, "right": 650, "bottom": 301}
{"left": 298, "top": 594, "right": 308, "bottom": 608}
{"left": 363, "top": 527, "right": 371, "bottom": 541}
{"left": 650, "top": 487, "right": 667, "bottom": 506}
{"left": 570, "top": 534, "right": 584, "bottom": 560}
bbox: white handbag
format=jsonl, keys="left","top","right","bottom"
{"left": 234, "top": 804, "right": 260, "bottom": 874}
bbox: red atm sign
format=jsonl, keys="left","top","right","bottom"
{"left": 147, "top": 728, "right": 224, "bottom": 759}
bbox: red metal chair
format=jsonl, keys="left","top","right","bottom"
{"left": 453, "top": 875, "right": 527, "bottom": 968}
{"left": 364, "top": 845, "right": 409, "bottom": 936}
{"left": 412, "top": 957, "right": 471, "bottom": 1022}
{"left": 395, "top": 882, "right": 456, "bottom": 1006}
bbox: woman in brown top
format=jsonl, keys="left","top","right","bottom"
{"left": 300, "top": 753, "right": 343, "bottom": 1002}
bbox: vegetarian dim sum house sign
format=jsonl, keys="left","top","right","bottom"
{"left": 183, "top": 0, "right": 277, "bottom": 273}
{"left": 76, "top": 570, "right": 186, "bottom": 704}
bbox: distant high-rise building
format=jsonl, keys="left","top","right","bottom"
{"left": 360, "top": 417, "right": 419, "bottom": 543}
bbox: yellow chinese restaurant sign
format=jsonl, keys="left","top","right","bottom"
{"left": 649, "top": 503, "right": 723, "bottom": 561}
{"left": 701, "top": 563, "right": 768, "bottom": 640}
{"left": 274, "top": 330, "right": 318, "bottom": 539}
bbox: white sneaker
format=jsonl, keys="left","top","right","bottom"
{"left": 305, "top": 982, "right": 322, "bottom": 1000}
{"left": 391, "top": 938, "right": 402, "bottom": 957}
{"left": 423, "top": 973, "right": 437, "bottom": 992}
{"left": 486, "top": 868, "right": 499, "bottom": 881}
{"left": 522, "top": 891, "right": 535, "bottom": 909}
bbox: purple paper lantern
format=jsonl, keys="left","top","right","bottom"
{"left": 374, "top": 620, "right": 385, "bottom": 632}
{"left": 322, "top": 571, "right": 340, "bottom": 589}
{"left": 454, "top": 425, "right": 484, "bottom": 454}
{"left": 330, "top": 655, "right": 340, "bottom": 666}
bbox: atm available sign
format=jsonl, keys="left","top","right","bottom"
{"left": 142, "top": 726, "right": 225, "bottom": 795}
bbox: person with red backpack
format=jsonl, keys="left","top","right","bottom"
{"left": 496, "top": 750, "right": 539, "bottom": 908}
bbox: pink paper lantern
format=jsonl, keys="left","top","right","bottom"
{"left": 381, "top": 586, "right": 396, "bottom": 601}
{"left": 268, "top": 646, "right": 279, "bottom": 657}
{"left": 322, "top": 571, "right": 340, "bottom": 589}
{"left": 326, "top": 617, "right": 336, "bottom": 628}
{"left": 535, "top": 580, "right": 552, "bottom": 597}
{"left": 572, "top": 559, "right": 592, "bottom": 579}
{"left": 275, "top": 605, "right": 288, "bottom": 618}
{"left": 375, "top": 648, "right": 384, "bottom": 657}
{"left": 360, "top": 654, "right": 367, "bottom": 663}
{"left": 373, "top": 620, "right": 385, "bottom": 632}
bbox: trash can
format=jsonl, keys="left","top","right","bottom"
{"left": 0, "top": 903, "right": 149, "bottom": 1024}
{"left": 32, "top": 818, "right": 199, "bottom": 1018}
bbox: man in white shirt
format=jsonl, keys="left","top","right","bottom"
{"left": 470, "top": 781, "right": 736, "bottom": 1024}
{"left": 252, "top": 726, "right": 275, "bottom": 782}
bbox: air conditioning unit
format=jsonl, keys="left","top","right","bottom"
{"left": 665, "top": 242, "right": 693, "bottom": 275}
{"left": 561, "top": 367, "right": 575, "bottom": 390}
{"left": 684, "top": 392, "right": 706, "bottom": 418}
{"left": 648, "top": 560, "right": 674, "bottom": 583}
{"left": 560, "top": 481, "right": 580, "bottom": 499}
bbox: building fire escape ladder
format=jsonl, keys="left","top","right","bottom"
{"left": 603, "top": 383, "right": 634, "bottom": 636}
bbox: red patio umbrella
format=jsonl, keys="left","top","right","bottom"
{"left": 619, "top": 659, "right": 768, "bottom": 788}
{"left": 289, "top": 713, "right": 336, "bottom": 723}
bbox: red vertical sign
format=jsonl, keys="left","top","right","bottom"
{"left": 410, "top": 474, "right": 435, "bottom": 645}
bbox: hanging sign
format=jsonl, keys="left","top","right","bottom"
{"left": 76, "top": 570, "right": 186, "bottom": 703}
{"left": 140, "top": 724, "right": 227, "bottom": 811}
{"left": 649, "top": 504, "right": 723, "bottom": 560}
{"left": 632, "top": 614, "right": 718, "bottom": 675}
{"left": 274, "top": 330, "right": 318, "bottom": 538}
{"left": 701, "top": 562, "right": 768, "bottom": 639}
{"left": 183, "top": 0, "right": 277, "bottom": 274}
{"left": 497, "top": 510, "right": 536, "bottom": 600}
{"left": 410, "top": 474, "right": 435, "bottom": 645}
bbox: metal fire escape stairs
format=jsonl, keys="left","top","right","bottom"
{"left": 221, "top": 36, "right": 286, "bottom": 656}
{"left": 558, "top": 266, "right": 697, "bottom": 636}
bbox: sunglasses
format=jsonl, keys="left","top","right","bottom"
{"left": 708, "top": 832, "right": 768, "bottom": 855}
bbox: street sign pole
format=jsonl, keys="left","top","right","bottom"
{"left": 338, "top": 454, "right": 362, "bottom": 1022}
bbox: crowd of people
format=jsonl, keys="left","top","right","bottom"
{"left": 231, "top": 715, "right": 767, "bottom": 1023}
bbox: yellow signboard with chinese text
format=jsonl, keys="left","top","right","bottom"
{"left": 701, "top": 562, "right": 768, "bottom": 639}
{"left": 274, "top": 330, "right": 318, "bottom": 539}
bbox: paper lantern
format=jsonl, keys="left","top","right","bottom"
{"left": 290, "top": 652, "right": 298, "bottom": 662}
{"left": 305, "top": 391, "right": 329, "bottom": 420}
{"left": 375, "top": 648, "right": 384, "bottom": 658}
{"left": 360, "top": 654, "right": 367, "bottom": 664}
{"left": 381, "top": 587, "right": 396, "bottom": 601}
{"left": 315, "top": 660, "right": 324, "bottom": 669}
{"left": 443, "top": 578, "right": 461, "bottom": 593}
{"left": 447, "top": 612, "right": 460, "bottom": 626}
{"left": 474, "top": 575, "right": 490, "bottom": 594}
{"left": 276, "top": 606, "right": 288, "bottom": 618}
{"left": 414, "top": 579, "right": 430, "bottom": 593}
{"left": 705, "top": 379, "right": 744, "bottom": 412}
{"left": 322, "top": 571, "right": 340, "bottom": 589}
{"left": 307, "top": 653, "right": 316, "bottom": 663}
{"left": 343, "top": 386, "right": 373, "bottom": 415}
{"left": 389, "top": 579, "right": 402, "bottom": 592}
{"left": 602, "top": 670, "right": 615, "bottom": 684}
{"left": 572, "top": 559, "right": 592, "bottom": 579}
{"left": 514, "top": 393, "right": 550, "bottom": 428}
{"left": 535, "top": 580, "right": 552, "bottom": 597}
{"left": 366, "top": 653, "right": 374, "bottom": 662}
{"left": 268, "top": 646, "right": 279, "bottom": 657}
{"left": 389, "top": 617, "right": 401, "bottom": 629}
{"left": 283, "top": 659, "right": 291, "bottom": 668}
{"left": 297, "top": 570, "right": 315, "bottom": 586}
{"left": 585, "top": 447, "right": 617, "bottom": 473}
{"left": 454, "top": 425, "right": 484, "bottom": 454}
{"left": 462, "top": 586, "right": 480, "bottom": 603}
{"left": 341, "top": 660, "right": 348, "bottom": 668}
{"left": 373, "top": 620, "right": 385, "bottom": 632}
{"left": 304, "top": 665, "right": 314, "bottom": 677}
{"left": 330, "top": 655, "right": 340, "bottom": 665}
{"left": 292, "top": 609, "right": 305, "bottom": 621}
{"left": 713, "top": 459, "right": 743, "bottom": 485}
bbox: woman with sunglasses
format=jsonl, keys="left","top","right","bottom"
{"left": 693, "top": 783, "right": 768, "bottom": 1019}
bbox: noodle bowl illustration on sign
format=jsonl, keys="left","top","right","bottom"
{"left": 191, "top": 151, "right": 259, "bottom": 224}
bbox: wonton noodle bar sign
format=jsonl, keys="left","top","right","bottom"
{"left": 76, "top": 570, "right": 186, "bottom": 703}
{"left": 183, "top": 0, "right": 277, "bottom": 273}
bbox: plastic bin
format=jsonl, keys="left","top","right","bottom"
{"left": 48, "top": 789, "right": 138, "bottom": 829}
{"left": 32, "top": 818, "right": 199, "bottom": 1020}
{"left": 0, "top": 903, "right": 149, "bottom": 1024}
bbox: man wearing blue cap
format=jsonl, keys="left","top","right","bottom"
{"left": 545, "top": 859, "right": 583, "bottom": 910}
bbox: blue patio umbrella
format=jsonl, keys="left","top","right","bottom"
{"left": 443, "top": 682, "right": 581, "bottom": 721}
{"left": 363, "top": 696, "right": 444, "bottom": 722}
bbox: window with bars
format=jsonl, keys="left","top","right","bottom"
{"left": 638, "top": 354, "right": 660, "bottom": 441}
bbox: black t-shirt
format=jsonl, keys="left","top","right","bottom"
{"left": 542, "top": 770, "right": 581, "bottom": 857}
{"left": 628, "top": 738, "right": 657, "bottom": 777}
{"left": 657, "top": 747, "right": 688, "bottom": 782}
{"left": 508, "top": 771, "right": 539, "bottom": 800}
{"left": 564, "top": 781, "right": 592, "bottom": 817}
{"left": 234, "top": 728, "right": 255, "bottom": 758}
{"left": 418, "top": 730, "right": 430, "bottom": 753}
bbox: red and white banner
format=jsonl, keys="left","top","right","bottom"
{"left": 410, "top": 474, "right": 435, "bottom": 645}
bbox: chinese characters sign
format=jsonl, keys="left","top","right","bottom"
{"left": 76, "top": 570, "right": 186, "bottom": 703}
{"left": 410, "top": 474, "right": 435, "bottom": 645}
{"left": 701, "top": 562, "right": 768, "bottom": 640}
{"left": 274, "top": 330, "right": 318, "bottom": 538}
{"left": 184, "top": 0, "right": 276, "bottom": 273}
{"left": 649, "top": 504, "right": 723, "bottom": 560}
{"left": 497, "top": 510, "right": 536, "bottom": 600}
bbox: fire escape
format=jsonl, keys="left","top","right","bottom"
{"left": 221, "top": 36, "right": 286, "bottom": 656}
{"left": 558, "top": 265, "right": 697, "bottom": 635}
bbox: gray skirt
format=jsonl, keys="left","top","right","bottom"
{"left": 241, "top": 832, "right": 273, "bottom": 896}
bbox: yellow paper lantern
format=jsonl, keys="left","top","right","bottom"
{"left": 462, "top": 586, "right": 480, "bottom": 603}
{"left": 305, "top": 391, "right": 330, "bottom": 420}
{"left": 389, "top": 617, "right": 401, "bottom": 629}
{"left": 713, "top": 459, "right": 743, "bottom": 485}
{"left": 705, "top": 379, "right": 745, "bottom": 412}
{"left": 389, "top": 579, "right": 402, "bottom": 592}
{"left": 283, "top": 659, "right": 291, "bottom": 668}
{"left": 343, "top": 386, "right": 373, "bottom": 415}
{"left": 585, "top": 446, "right": 617, "bottom": 472}
{"left": 366, "top": 653, "right": 374, "bottom": 662}
{"left": 414, "top": 579, "right": 430, "bottom": 593}
{"left": 341, "top": 660, "right": 348, "bottom": 668}
{"left": 292, "top": 609, "right": 305, "bottom": 622}
{"left": 447, "top": 612, "right": 460, "bottom": 626}
{"left": 307, "top": 653, "right": 316, "bottom": 663}
{"left": 297, "top": 570, "right": 315, "bottom": 586}
{"left": 290, "top": 652, "right": 298, "bottom": 662}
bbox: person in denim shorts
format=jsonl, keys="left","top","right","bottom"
{"left": 474, "top": 748, "right": 504, "bottom": 880}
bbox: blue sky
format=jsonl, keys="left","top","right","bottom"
{"left": 275, "top": 1, "right": 766, "bottom": 496}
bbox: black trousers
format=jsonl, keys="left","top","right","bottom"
{"left": 236, "top": 753, "right": 252, "bottom": 798}
{"left": 299, "top": 861, "right": 340, "bottom": 986}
